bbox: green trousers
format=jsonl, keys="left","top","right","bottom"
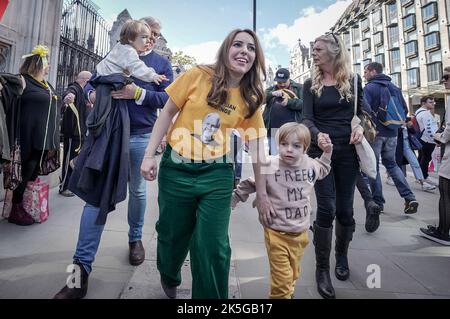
{"left": 157, "top": 146, "right": 234, "bottom": 299}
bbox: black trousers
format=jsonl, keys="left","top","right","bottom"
{"left": 418, "top": 141, "right": 435, "bottom": 179}
{"left": 438, "top": 176, "right": 450, "bottom": 235}
{"left": 60, "top": 136, "right": 80, "bottom": 192}
{"left": 310, "top": 142, "right": 359, "bottom": 228}
{"left": 12, "top": 150, "right": 42, "bottom": 204}
{"left": 356, "top": 171, "right": 373, "bottom": 209}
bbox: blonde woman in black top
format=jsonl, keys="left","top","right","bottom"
{"left": 302, "top": 34, "right": 364, "bottom": 299}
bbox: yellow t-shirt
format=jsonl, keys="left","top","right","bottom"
{"left": 166, "top": 67, "right": 266, "bottom": 161}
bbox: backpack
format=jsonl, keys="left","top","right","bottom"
{"left": 410, "top": 110, "right": 425, "bottom": 139}
{"left": 377, "top": 85, "right": 406, "bottom": 129}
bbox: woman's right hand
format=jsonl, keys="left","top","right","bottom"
{"left": 317, "top": 132, "right": 332, "bottom": 152}
{"left": 140, "top": 157, "right": 158, "bottom": 181}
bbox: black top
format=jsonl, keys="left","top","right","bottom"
{"left": 19, "top": 74, "right": 60, "bottom": 159}
{"left": 302, "top": 75, "right": 363, "bottom": 145}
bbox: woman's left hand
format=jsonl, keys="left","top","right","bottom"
{"left": 350, "top": 126, "right": 364, "bottom": 144}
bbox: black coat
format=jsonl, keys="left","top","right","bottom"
{"left": 61, "top": 81, "right": 90, "bottom": 139}
{"left": 19, "top": 74, "right": 60, "bottom": 160}
{"left": 69, "top": 75, "right": 130, "bottom": 225}
{"left": 0, "top": 73, "right": 24, "bottom": 163}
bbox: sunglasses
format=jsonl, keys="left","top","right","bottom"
{"left": 330, "top": 33, "right": 339, "bottom": 44}
{"left": 441, "top": 74, "right": 450, "bottom": 82}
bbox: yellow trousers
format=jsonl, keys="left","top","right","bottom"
{"left": 264, "top": 228, "right": 309, "bottom": 299}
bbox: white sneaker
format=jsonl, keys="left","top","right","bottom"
{"left": 421, "top": 181, "right": 436, "bottom": 192}
{"left": 424, "top": 178, "right": 438, "bottom": 186}
{"left": 386, "top": 176, "right": 395, "bottom": 186}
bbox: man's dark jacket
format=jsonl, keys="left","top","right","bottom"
{"left": 69, "top": 74, "right": 130, "bottom": 225}
{"left": 61, "top": 81, "right": 89, "bottom": 139}
{"left": 263, "top": 80, "right": 303, "bottom": 130}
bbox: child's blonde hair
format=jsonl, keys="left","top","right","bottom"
{"left": 276, "top": 123, "right": 311, "bottom": 153}
{"left": 119, "top": 20, "right": 150, "bottom": 45}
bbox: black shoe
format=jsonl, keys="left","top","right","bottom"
{"left": 161, "top": 277, "right": 177, "bottom": 299}
{"left": 365, "top": 201, "right": 381, "bottom": 233}
{"left": 335, "top": 222, "right": 355, "bottom": 281}
{"left": 404, "top": 200, "right": 419, "bottom": 214}
{"left": 420, "top": 226, "right": 450, "bottom": 246}
{"left": 54, "top": 262, "right": 89, "bottom": 299}
{"left": 129, "top": 240, "right": 145, "bottom": 266}
{"left": 313, "top": 223, "right": 335, "bottom": 299}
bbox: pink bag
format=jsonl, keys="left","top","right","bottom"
{"left": 22, "top": 178, "right": 49, "bottom": 223}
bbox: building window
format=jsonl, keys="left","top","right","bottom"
{"left": 401, "top": 0, "right": 414, "bottom": 7}
{"left": 446, "top": 0, "right": 450, "bottom": 23}
{"left": 404, "top": 40, "right": 418, "bottom": 58}
{"left": 390, "top": 49, "right": 401, "bottom": 73}
{"left": 405, "top": 30, "right": 417, "bottom": 42}
{"left": 407, "top": 57, "right": 419, "bottom": 68}
{"left": 352, "top": 27, "right": 360, "bottom": 44}
{"left": 388, "top": 26, "right": 399, "bottom": 48}
{"left": 362, "top": 38, "right": 371, "bottom": 52}
{"left": 424, "top": 20, "right": 439, "bottom": 34}
{"left": 375, "top": 46, "right": 384, "bottom": 55}
{"left": 390, "top": 72, "right": 402, "bottom": 88}
{"left": 427, "top": 61, "right": 442, "bottom": 83}
{"left": 363, "top": 58, "right": 372, "bottom": 67}
{"left": 387, "top": 2, "right": 398, "bottom": 26}
{"left": 424, "top": 31, "right": 440, "bottom": 51}
{"left": 426, "top": 50, "right": 442, "bottom": 63}
{"left": 364, "top": 51, "right": 372, "bottom": 60}
{"left": 407, "top": 68, "right": 419, "bottom": 88}
{"left": 343, "top": 32, "right": 351, "bottom": 49}
{"left": 375, "top": 53, "right": 385, "bottom": 67}
{"left": 403, "top": 14, "right": 416, "bottom": 32}
{"left": 374, "top": 31, "right": 383, "bottom": 47}
{"left": 353, "top": 45, "right": 361, "bottom": 63}
{"left": 361, "top": 18, "right": 370, "bottom": 32}
{"left": 403, "top": 3, "right": 416, "bottom": 15}
{"left": 422, "top": 2, "right": 438, "bottom": 23}
{"left": 373, "top": 9, "right": 382, "bottom": 25}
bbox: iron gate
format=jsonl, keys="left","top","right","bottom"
{"left": 56, "top": 0, "right": 109, "bottom": 96}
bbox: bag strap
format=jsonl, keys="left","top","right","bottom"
{"left": 67, "top": 102, "right": 82, "bottom": 152}
{"left": 354, "top": 73, "right": 358, "bottom": 116}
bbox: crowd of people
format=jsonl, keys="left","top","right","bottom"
{"left": 0, "top": 15, "right": 449, "bottom": 300}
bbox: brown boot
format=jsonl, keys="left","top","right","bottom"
{"left": 53, "top": 262, "right": 89, "bottom": 299}
{"left": 8, "top": 203, "right": 34, "bottom": 226}
{"left": 129, "top": 240, "right": 145, "bottom": 266}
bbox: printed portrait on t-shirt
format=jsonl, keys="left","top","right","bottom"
{"left": 307, "top": 167, "right": 315, "bottom": 183}
{"left": 192, "top": 112, "right": 221, "bottom": 146}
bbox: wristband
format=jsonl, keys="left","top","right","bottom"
{"left": 134, "top": 87, "right": 143, "bottom": 100}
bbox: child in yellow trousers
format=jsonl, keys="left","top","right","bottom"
{"left": 232, "top": 123, "right": 332, "bottom": 298}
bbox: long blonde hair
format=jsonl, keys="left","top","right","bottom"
{"left": 311, "top": 34, "right": 352, "bottom": 102}
{"left": 199, "top": 29, "right": 266, "bottom": 119}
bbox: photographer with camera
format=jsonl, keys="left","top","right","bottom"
{"left": 263, "top": 68, "right": 303, "bottom": 154}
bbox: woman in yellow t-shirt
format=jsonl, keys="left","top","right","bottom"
{"left": 140, "top": 29, "right": 270, "bottom": 299}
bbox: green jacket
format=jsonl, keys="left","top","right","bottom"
{"left": 263, "top": 81, "right": 303, "bottom": 130}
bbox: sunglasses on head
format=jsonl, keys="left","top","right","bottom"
{"left": 329, "top": 33, "right": 339, "bottom": 43}
{"left": 441, "top": 74, "right": 450, "bottom": 82}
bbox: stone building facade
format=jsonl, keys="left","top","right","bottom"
{"left": 0, "top": 0, "right": 63, "bottom": 84}
{"left": 330, "top": 0, "right": 450, "bottom": 118}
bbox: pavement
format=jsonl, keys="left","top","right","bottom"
{"left": 0, "top": 153, "right": 449, "bottom": 299}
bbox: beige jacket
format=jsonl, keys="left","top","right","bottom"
{"left": 232, "top": 153, "right": 331, "bottom": 233}
{"left": 437, "top": 98, "right": 450, "bottom": 180}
